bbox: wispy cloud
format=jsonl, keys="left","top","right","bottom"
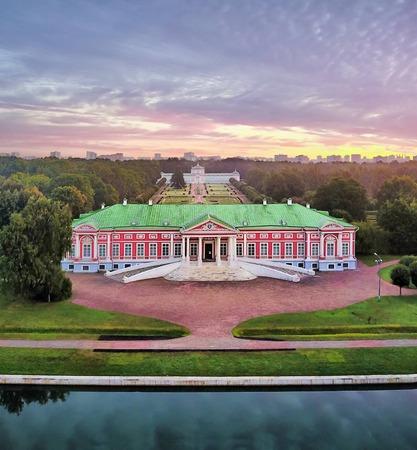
{"left": 0, "top": 0, "right": 416, "bottom": 157}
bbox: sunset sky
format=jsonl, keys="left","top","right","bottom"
{"left": 1, "top": 0, "right": 417, "bottom": 159}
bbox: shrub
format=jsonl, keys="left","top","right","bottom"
{"left": 399, "top": 255, "right": 417, "bottom": 267}
{"left": 390, "top": 264, "right": 410, "bottom": 295}
{"left": 409, "top": 261, "right": 417, "bottom": 288}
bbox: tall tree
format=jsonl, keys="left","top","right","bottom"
{"left": 51, "top": 185, "right": 88, "bottom": 218}
{"left": 377, "top": 199, "right": 417, "bottom": 254}
{"left": 376, "top": 176, "right": 417, "bottom": 208}
{"left": 0, "top": 197, "right": 72, "bottom": 302}
{"left": 171, "top": 169, "right": 186, "bottom": 188}
{"left": 313, "top": 177, "right": 368, "bottom": 220}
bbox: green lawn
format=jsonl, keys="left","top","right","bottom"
{"left": 0, "top": 288, "right": 189, "bottom": 339}
{"left": 233, "top": 295, "right": 417, "bottom": 340}
{"left": 2, "top": 347, "right": 417, "bottom": 376}
{"left": 358, "top": 254, "right": 400, "bottom": 266}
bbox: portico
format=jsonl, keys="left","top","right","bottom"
{"left": 182, "top": 235, "right": 237, "bottom": 266}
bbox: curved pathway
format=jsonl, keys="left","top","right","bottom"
{"left": 68, "top": 261, "right": 412, "bottom": 341}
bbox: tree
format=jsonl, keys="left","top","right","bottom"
{"left": 313, "top": 177, "right": 368, "bottom": 220}
{"left": 399, "top": 255, "right": 417, "bottom": 267}
{"left": 51, "top": 185, "right": 88, "bottom": 218}
{"left": 377, "top": 199, "right": 417, "bottom": 254}
{"left": 376, "top": 176, "right": 417, "bottom": 208}
{"left": 171, "top": 169, "right": 186, "bottom": 188}
{"left": 354, "top": 221, "right": 390, "bottom": 255}
{"left": 331, "top": 209, "right": 353, "bottom": 223}
{"left": 390, "top": 264, "right": 410, "bottom": 295}
{"left": 0, "top": 196, "right": 72, "bottom": 302}
{"left": 409, "top": 261, "right": 417, "bottom": 288}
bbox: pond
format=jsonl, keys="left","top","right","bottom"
{"left": 1, "top": 387, "right": 417, "bottom": 449}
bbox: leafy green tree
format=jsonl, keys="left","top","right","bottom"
{"left": 376, "top": 176, "right": 417, "bottom": 208}
{"left": 51, "top": 185, "right": 88, "bottom": 218}
{"left": 377, "top": 199, "right": 417, "bottom": 254}
{"left": 0, "top": 196, "right": 72, "bottom": 302}
{"left": 331, "top": 209, "right": 353, "bottom": 223}
{"left": 53, "top": 174, "right": 94, "bottom": 210}
{"left": 313, "top": 177, "right": 368, "bottom": 220}
{"left": 390, "top": 264, "right": 410, "bottom": 295}
{"left": 171, "top": 169, "right": 186, "bottom": 188}
{"left": 409, "top": 261, "right": 417, "bottom": 288}
{"left": 354, "top": 221, "right": 390, "bottom": 255}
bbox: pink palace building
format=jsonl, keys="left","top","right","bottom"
{"left": 61, "top": 199, "right": 357, "bottom": 274}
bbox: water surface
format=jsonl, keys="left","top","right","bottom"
{"left": 1, "top": 387, "right": 417, "bottom": 449}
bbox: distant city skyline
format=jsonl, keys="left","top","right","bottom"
{"left": 1, "top": 0, "right": 417, "bottom": 158}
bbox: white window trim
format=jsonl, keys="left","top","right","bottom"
{"left": 272, "top": 242, "right": 280, "bottom": 257}
{"left": 247, "top": 243, "right": 255, "bottom": 257}
{"left": 162, "top": 243, "right": 170, "bottom": 257}
{"left": 260, "top": 242, "right": 268, "bottom": 257}
{"left": 137, "top": 243, "right": 145, "bottom": 258}
{"left": 149, "top": 243, "right": 157, "bottom": 257}
{"left": 297, "top": 242, "right": 305, "bottom": 257}
{"left": 124, "top": 243, "right": 132, "bottom": 257}
{"left": 285, "top": 242, "right": 293, "bottom": 258}
{"left": 98, "top": 244, "right": 107, "bottom": 258}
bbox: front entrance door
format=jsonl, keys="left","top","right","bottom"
{"left": 204, "top": 242, "right": 214, "bottom": 261}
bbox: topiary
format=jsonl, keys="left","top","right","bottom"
{"left": 390, "top": 264, "right": 411, "bottom": 295}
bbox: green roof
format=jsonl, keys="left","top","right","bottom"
{"left": 72, "top": 203, "right": 354, "bottom": 230}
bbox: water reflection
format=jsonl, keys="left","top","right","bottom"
{"left": 0, "top": 388, "right": 68, "bottom": 415}
{"left": 0, "top": 388, "right": 417, "bottom": 449}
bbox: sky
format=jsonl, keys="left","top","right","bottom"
{"left": 1, "top": 0, "right": 417, "bottom": 159}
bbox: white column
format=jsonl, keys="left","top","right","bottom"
{"left": 228, "top": 236, "right": 232, "bottom": 265}
{"left": 306, "top": 232, "right": 310, "bottom": 258}
{"left": 216, "top": 236, "right": 221, "bottom": 266}
{"left": 198, "top": 237, "right": 203, "bottom": 266}
{"left": 243, "top": 234, "right": 247, "bottom": 257}
{"left": 232, "top": 236, "right": 237, "bottom": 262}
{"left": 186, "top": 237, "right": 190, "bottom": 263}
{"left": 350, "top": 232, "right": 354, "bottom": 258}
{"left": 320, "top": 233, "right": 324, "bottom": 258}
{"left": 94, "top": 234, "right": 98, "bottom": 260}
{"left": 182, "top": 236, "right": 186, "bottom": 261}
{"left": 170, "top": 234, "right": 174, "bottom": 258}
{"left": 107, "top": 234, "right": 111, "bottom": 260}
{"left": 337, "top": 233, "right": 342, "bottom": 257}
{"left": 75, "top": 233, "right": 80, "bottom": 258}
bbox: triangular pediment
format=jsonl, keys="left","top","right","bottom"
{"left": 182, "top": 214, "right": 236, "bottom": 233}
{"left": 74, "top": 224, "right": 97, "bottom": 232}
{"left": 320, "top": 221, "right": 344, "bottom": 230}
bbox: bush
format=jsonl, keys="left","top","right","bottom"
{"left": 409, "top": 261, "right": 417, "bottom": 288}
{"left": 390, "top": 264, "right": 410, "bottom": 295}
{"left": 399, "top": 255, "right": 417, "bottom": 267}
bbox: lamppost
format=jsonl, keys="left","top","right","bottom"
{"left": 374, "top": 253, "right": 383, "bottom": 301}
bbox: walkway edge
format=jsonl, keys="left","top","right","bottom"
{"left": 1, "top": 374, "right": 417, "bottom": 387}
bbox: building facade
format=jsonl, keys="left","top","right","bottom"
{"left": 160, "top": 164, "right": 240, "bottom": 184}
{"left": 62, "top": 202, "right": 357, "bottom": 273}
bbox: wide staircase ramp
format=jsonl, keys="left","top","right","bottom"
{"left": 105, "top": 259, "right": 180, "bottom": 283}
{"left": 238, "top": 258, "right": 315, "bottom": 282}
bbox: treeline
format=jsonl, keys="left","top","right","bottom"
{"left": 0, "top": 157, "right": 161, "bottom": 218}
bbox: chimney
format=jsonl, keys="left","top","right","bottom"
{"left": 306, "top": 202, "right": 310, "bottom": 209}
{"left": 122, "top": 198, "right": 128, "bottom": 206}
{"left": 101, "top": 203, "right": 105, "bottom": 209}
{"left": 148, "top": 199, "right": 153, "bottom": 206}
{"left": 287, "top": 198, "right": 293, "bottom": 206}
{"left": 262, "top": 198, "right": 267, "bottom": 206}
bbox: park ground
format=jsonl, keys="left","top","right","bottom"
{"left": 2, "top": 257, "right": 417, "bottom": 376}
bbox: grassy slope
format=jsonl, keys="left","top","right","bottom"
{"left": 0, "top": 289, "right": 189, "bottom": 339}
{"left": 1, "top": 347, "right": 417, "bottom": 376}
{"left": 233, "top": 296, "right": 417, "bottom": 340}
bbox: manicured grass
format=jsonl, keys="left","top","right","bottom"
{"left": 358, "top": 254, "right": 400, "bottom": 266}
{"left": 1, "top": 347, "right": 417, "bottom": 376}
{"left": 232, "top": 295, "right": 417, "bottom": 340}
{"left": 0, "top": 288, "right": 189, "bottom": 339}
